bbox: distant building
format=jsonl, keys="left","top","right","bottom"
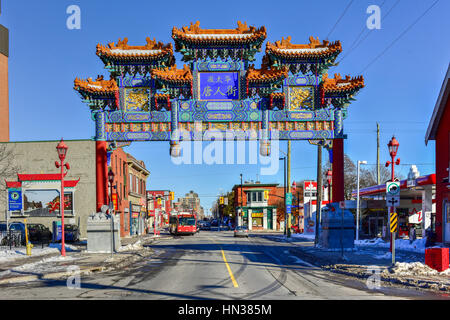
{"left": 147, "top": 190, "right": 173, "bottom": 226}
{"left": 178, "top": 190, "right": 203, "bottom": 217}
{"left": 232, "top": 182, "right": 282, "bottom": 231}
{"left": 126, "top": 153, "right": 150, "bottom": 235}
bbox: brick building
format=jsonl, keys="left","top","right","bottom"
{"left": 425, "top": 64, "right": 450, "bottom": 244}
{"left": 109, "top": 147, "right": 130, "bottom": 237}
{"left": 147, "top": 190, "right": 173, "bottom": 227}
{"left": 126, "top": 153, "right": 150, "bottom": 235}
{"left": 232, "top": 182, "right": 285, "bottom": 231}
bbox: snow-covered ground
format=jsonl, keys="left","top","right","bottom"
{"left": 384, "top": 262, "right": 450, "bottom": 276}
{"left": 355, "top": 238, "right": 428, "bottom": 253}
{"left": 291, "top": 233, "right": 316, "bottom": 241}
{"left": 0, "top": 255, "right": 79, "bottom": 278}
{"left": 116, "top": 240, "right": 143, "bottom": 252}
{"left": 0, "top": 243, "right": 77, "bottom": 263}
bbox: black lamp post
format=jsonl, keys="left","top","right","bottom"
{"left": 326, "top": 170, "right": 332, "bottom": 204}
{"left": 108, "top": 168, "right": 115, "bottom": 210}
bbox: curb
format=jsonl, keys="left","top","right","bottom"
{"left": 0, "top": 235, "right": 158, "bottom": 285}
{"left": 0, "top": 266, "right": 106, "bottom": 284}
{"left": 259, "top": 234, "right": 450, "bottom": 293}
{"left": 323, "top": 264, "right": 450, "bottom": 293}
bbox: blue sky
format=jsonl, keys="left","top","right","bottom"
{"left": 3, "top": 0, "right": 449, "bottom": 214}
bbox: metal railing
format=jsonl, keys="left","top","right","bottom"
{"left": 0, "top": 231, "right": 52, "bottom": 250}
{"left": 0, "top": 230, "right": 24, "bottom": 249}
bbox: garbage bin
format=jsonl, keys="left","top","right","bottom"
{"left": 425, "top": 248, "right": 449, "bottom": 272}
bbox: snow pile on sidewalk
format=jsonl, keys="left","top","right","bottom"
{"left": 0, "top": 247, "right": 59, "bottom": 263}
{"left": 48, "top": 243, "right": 78, "bottom": 252}
{"left": 117, "top": 240, "right": 143, "bottom": 252}
{"left": 0, "top": 243, "right": 78, "bottom": 263}
{"left": 0, "top": 255, "right": 78, "bottom": 278}
{"left": 356, "top": 238, "right": 427, "bottom": 253}
{"left": 383, "top": 262, "right": 450, "bottom": 277}
{"left": 291, "top": 233, "right": 316, "bottom": 241}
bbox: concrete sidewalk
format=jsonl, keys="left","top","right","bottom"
{"left": 0, "top": 233, "right": 165, "bottom": 285}
{"left": 258, "top": 234, "right": 450, "bottom": 293}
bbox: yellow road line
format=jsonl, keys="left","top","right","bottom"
{"left": 221, "top": 249, "right": 239, "bottom": 288}
{"left": 208, "top": 237, "right": 238, "bottom": 288}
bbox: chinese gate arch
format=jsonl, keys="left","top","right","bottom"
{"left": 73, "top": 21, "right": 364, "bottom": 211}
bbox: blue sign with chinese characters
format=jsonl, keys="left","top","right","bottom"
{"left": 8, "top": 188, "right": 22, "bottom": 211}
{"left": 199, "top": 72, "right": 239, "bottom": 100}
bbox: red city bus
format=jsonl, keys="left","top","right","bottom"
{"left": 169, "top": 213, "right": 197, "bottom": 235}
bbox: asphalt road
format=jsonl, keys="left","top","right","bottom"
{"left": 0, "top": 230, "right": 443, "bottom": 300}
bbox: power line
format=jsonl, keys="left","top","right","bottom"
{"left": 360, "top": 0, "right": 440, "bottom": 73}
{"left": 337, "top": 0, "right": 389, "bottom": 64}
{"left": 326, "top": 0, "right": 355, "bottom": 40}
{"left": 339, "top": 0, "right": 400, "bottom": 64}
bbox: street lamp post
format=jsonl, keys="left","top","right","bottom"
{"left": 279, "top": 157, "right": 287, "bottom": 236}
{"left": 292, "top": 181, "right": 297, "bottom": 231}
{"left": 356, "top": 160, "right": 367, "bottom": 241}
{"left": 326, "top": 170, "right": 332, "bottom": 204}
{"left": 55, "top": 139, "right": 69, "bottom": 257}
{"left": 108, "top": 168, "right": 115, "bottom": 256}
{"left": 386, "top": 136, "right": 400, "bottom": 265}
{"left": 240, "top": 174, "right": 243, "bottom": 228}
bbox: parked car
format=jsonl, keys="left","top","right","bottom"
{"left": 234, "top": 226, "right": 249, "bottom": 238}
{"left": 200, "top": 222, "right": 211, "bottom": 230}
{"left": 64, "top": 224, "right": 80, "bottom": 242}
{"left": 219, "top": 223, "right": 230, "bottom": 231}
{"left": 27, "top": 224, "right": 52, "bottom": 243}
{"left": 211, "top": 220, "right": 218, "bottom": 227}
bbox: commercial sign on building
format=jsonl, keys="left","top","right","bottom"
{"left": 8, "top": 188, "right": 22, "bottom": 211}
{"left": 252, "top": 212, "right": 264, "bottom": 218}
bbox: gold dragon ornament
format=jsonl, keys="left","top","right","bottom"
{"left": 126, "top": 89, "right": 149, "bottom": 111}
{"left": 289, "top": 87, "right": 313, "bottom": 110}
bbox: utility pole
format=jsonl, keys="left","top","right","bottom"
{"left": 315, "top": 144, "right": 323, "bottom": 245}
{"left": 377, "top": 123, "right": 380, "bottom": 185}
{"left": 287, "top": 140, "right": 291, "bottom": 237}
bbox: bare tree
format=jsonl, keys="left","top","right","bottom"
{"left": 0, "top": 143, "right": 20, "bottom": 209}
{"left": 360, "top": 164, "right": 396, "bottom": 188}
{"left": 323, "top": 154, "right": 357, "bottom": 200}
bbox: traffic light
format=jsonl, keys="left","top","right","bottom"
{"left": 169, "top": 191, "right": 174, "bottom": 201}
{"left": 219, "top": 197, "right": 224, "bottom": 205}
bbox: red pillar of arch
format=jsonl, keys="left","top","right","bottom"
{"left": 96, "top": 141, "right": 108, "bottom": 212}
{"left": 332, "top": 138, "right": 345, "bottom": 203}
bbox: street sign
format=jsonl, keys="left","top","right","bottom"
{"left": 386, "top": 182, "right": 400, "bottom": 196}
{"left": 390, "top": 212, "right": 398, "bottom": 233}
{"left": 286, "top": 193, "right": 293, "bottom": 205}
{"left": 8, "top": 189, "right": 22, "bottom": 211}
{"left": 286, "top": 204, "right": 292, "bottom": 214}
{"left": 386, "top": 196, "right": 400, "bottom": 207}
